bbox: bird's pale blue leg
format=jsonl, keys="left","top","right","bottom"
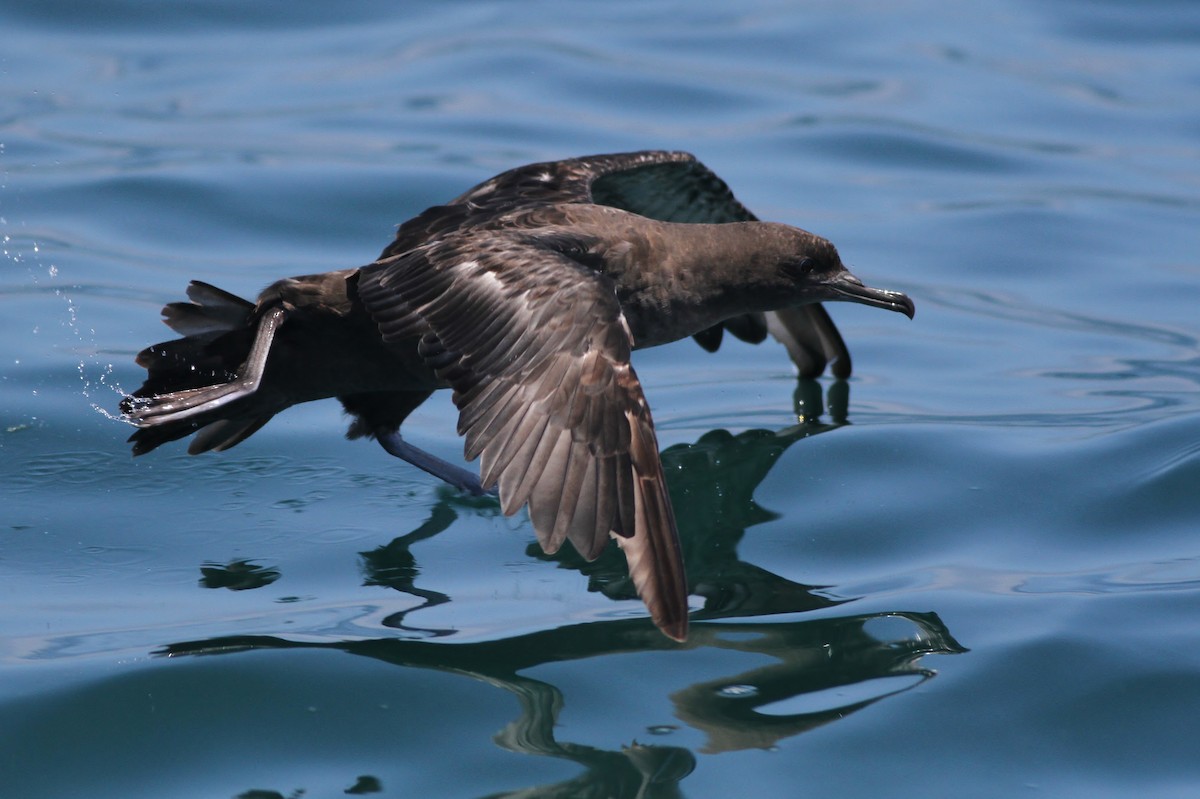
{"left": 376, "top": 430, "right": 494, "bottom": 496}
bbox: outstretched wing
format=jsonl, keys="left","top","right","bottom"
{"left": 357, "top": 235, "right": 690, "bottom": 640}
{"left": 378, "top": 151, "right": 702, "bottom": 260}
{"left": 454, "top": 150, "right": 745, "bottom": 221}
{"left": 381, "top": 150, "right": 853, "bottom": 377}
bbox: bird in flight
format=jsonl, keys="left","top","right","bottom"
{"left": 121, "top": 150, "right": 914, "bottom": 641}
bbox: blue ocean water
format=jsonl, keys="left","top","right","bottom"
{"left": 3, "top": 1, "right": 1199, "bottom": 796}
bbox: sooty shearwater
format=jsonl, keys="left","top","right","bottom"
{"left": 121, "top": 150, "right": 914, "bottom": 641}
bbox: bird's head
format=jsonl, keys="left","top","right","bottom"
{"left": 766, "top": 227, "right": 914, "bottom": 319}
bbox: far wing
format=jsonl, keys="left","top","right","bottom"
{"left": 377, "top": 151, "right": 700, "bottom": 261}
{"left": 380, "top": 150, "right": 854, "bottom": 376}
{"left": 357, "top": 237, "right": 690, "bottom": 640}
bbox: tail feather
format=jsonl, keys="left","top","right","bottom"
{"left": 131, "top": 282, "right": 256, "bottom": 398}
{"left": 162, "top": 280, "right": 256, "bottom": 336}
{"left": 122, "top": 282, "right": 271, "bottom": 456}
{"left": 133, "top": 332, "right": 243, "bottom": 394}
{"left": 127, "top": 417, "right": 199, "bottom": 456}
{"left": 188, "top": 415, "right": 272, "bottom": 454}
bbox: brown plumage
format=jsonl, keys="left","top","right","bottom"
{"left": 121, "top": 150, "right": 914, "bottom": 641}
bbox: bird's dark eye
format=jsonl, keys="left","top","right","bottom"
{"left": 784, "top": 256, "right": 816, "bottom": 278}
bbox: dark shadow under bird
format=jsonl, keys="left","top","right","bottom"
{"left": 120, "top": 150, "right": 914, "bottom": 641}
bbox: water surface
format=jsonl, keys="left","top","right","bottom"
{"left": 3, "top": 1, "right": 1200, "bottom": 797}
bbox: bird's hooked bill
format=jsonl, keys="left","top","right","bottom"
{"left": 826, "top": 273, "right": 915, "bottom": 319}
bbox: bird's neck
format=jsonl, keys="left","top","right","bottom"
{"left": 603, "top": 219, "right": 786, "bottom": 349}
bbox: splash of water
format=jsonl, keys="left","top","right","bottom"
{"left": 4, "top": 223, "right": 135, "bottom": 427}
{"left": 60, "top": 288, "right": 134, "bottom": 425}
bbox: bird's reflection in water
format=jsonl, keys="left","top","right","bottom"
{"left": 358, "top": 503, "right": 458, "bottom": 638}
{"left": 162, "top": 380, "right": 965, "bottom": 797}
{"left": 161, "top": 611, "right": 962, "bottom": 796}
{"left": 672, "top": 611, "right": 965, "bottom": 754}
{"left": 362, "top": 379, "right": 850, "bottom": 634}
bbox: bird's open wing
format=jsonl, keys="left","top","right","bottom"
{"left": 356, "top": 236, "right": 690, "bottom": 640}
{"left": 394, "top": 150, "right": 852, "bottom": 377}
{"left": 378, "top": 152, "right": 703, "bottom": 260}
{"left": 446, "top": 150, "right": 749, "bottom": 223}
